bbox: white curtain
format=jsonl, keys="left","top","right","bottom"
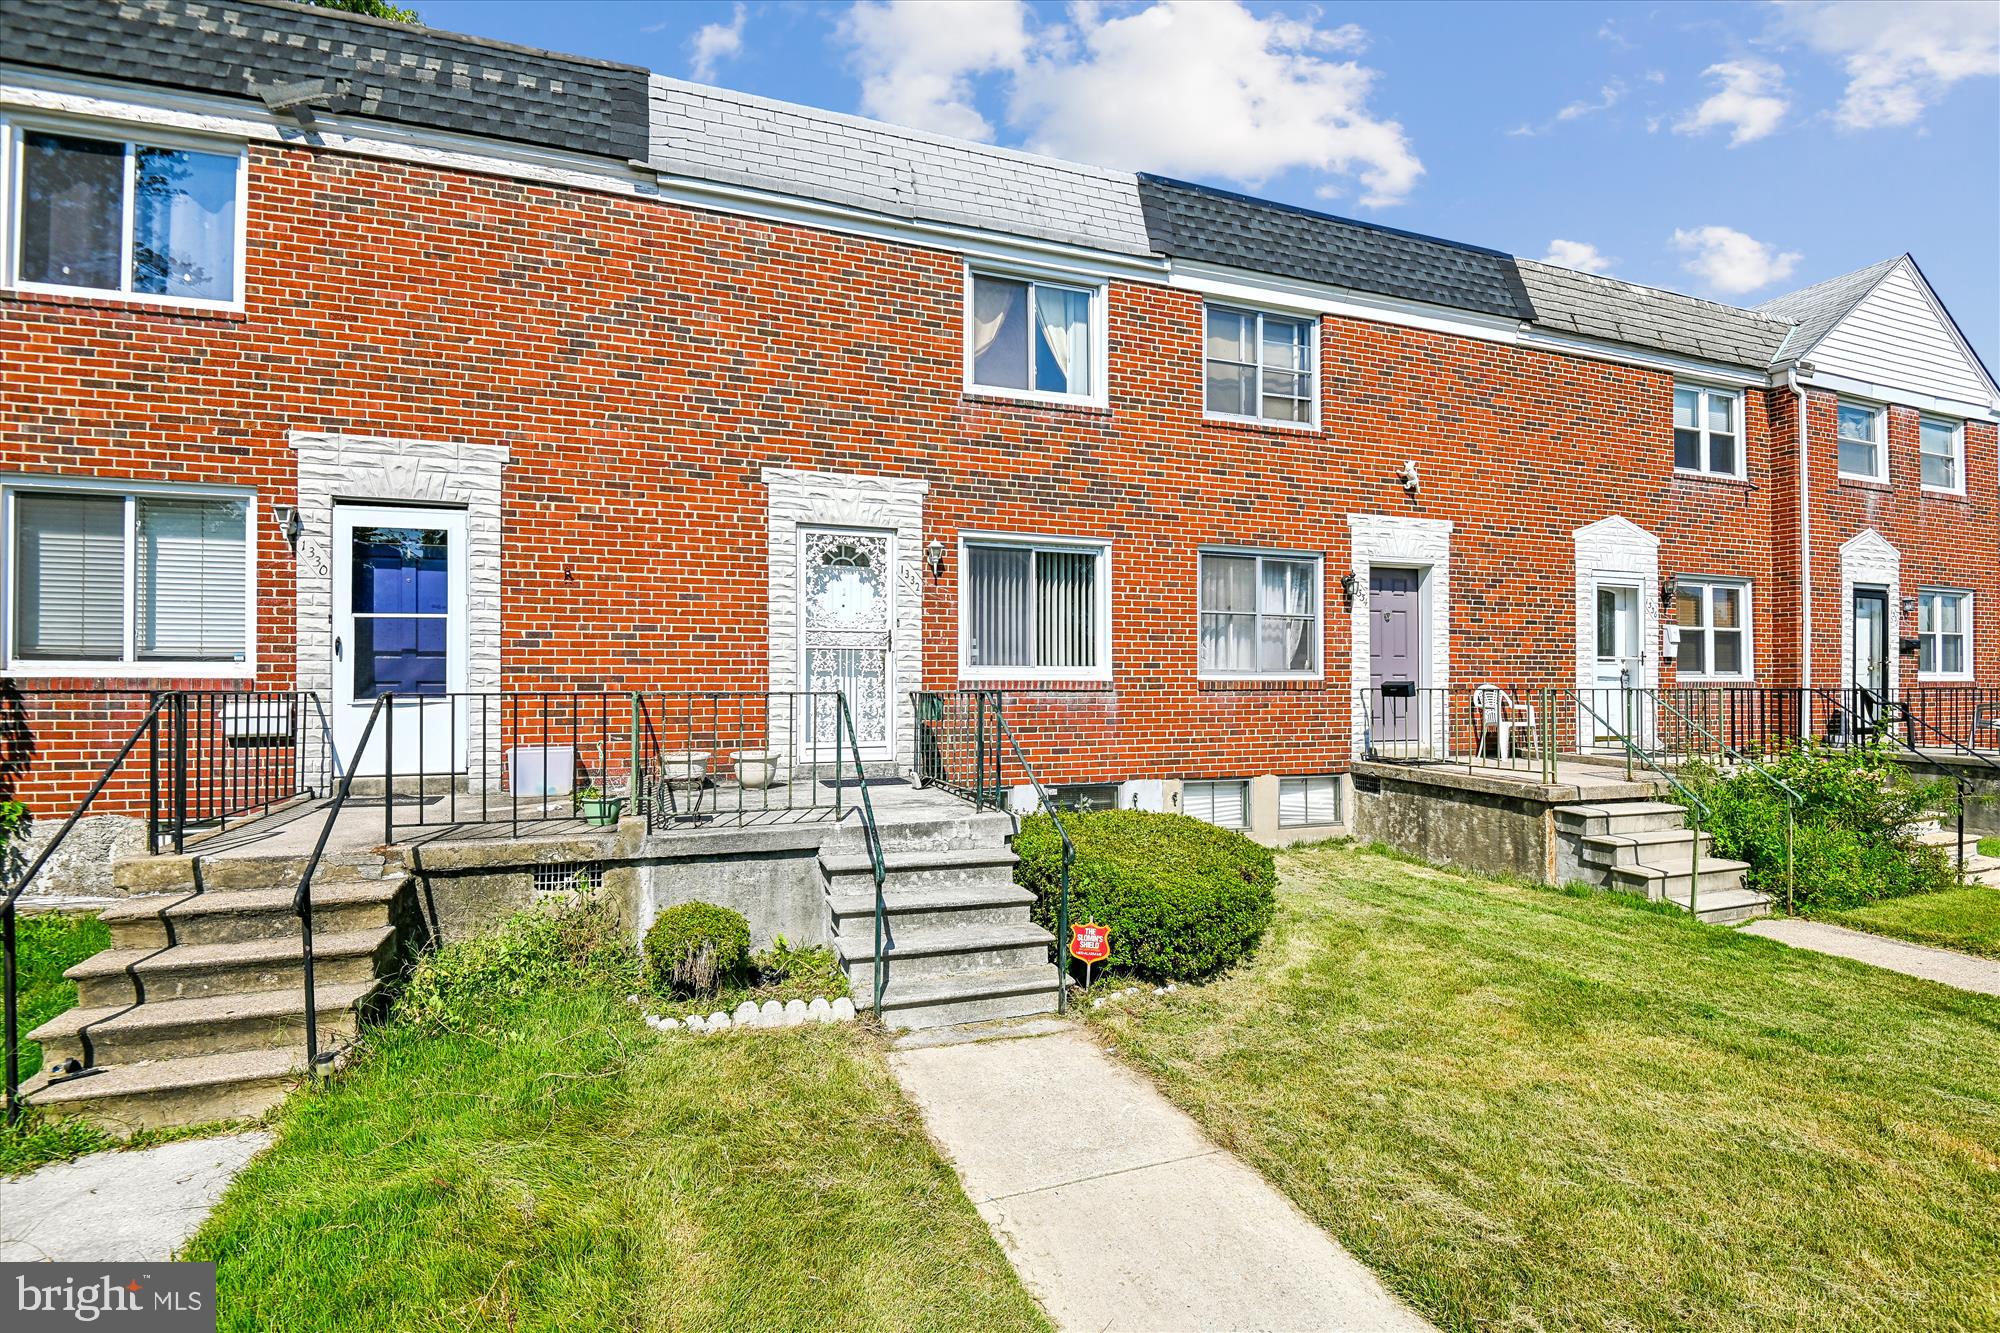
{"left": 1260, "top": 559, "right": 1315, "bottom": 672}
{"left": 972, "top": 277, "right": 1029, "bottom": 389}
{"left": 136, "top": 497, "right": 247, "bottom": 660}
{"left": 14, "top": 492, "right": 123, "bottom": 659}
{"left": 1199, "top": 555, "right": 1256, "bottom": 671}
{"left": 1034, "top": 285, "right": 1091, "bottom": 394}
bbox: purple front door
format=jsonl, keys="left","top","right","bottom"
{"left": 1369, "top": 567, "right": 1421, "bottom": 743}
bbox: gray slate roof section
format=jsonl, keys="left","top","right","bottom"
{"left": 1756, "top": 256, "right": 1903, "bottom": 367}
{"left": 1136, "top": 175, "right": 1537, "bottom": 321}
{"left": 648, "top": 77, "right": 1154, "bottom": 258}
{"left": 1516, "top": 260, "right": 1794, "bottom": 369}
{"left": 1, "top": 0, "right": 648, "bottom": 162}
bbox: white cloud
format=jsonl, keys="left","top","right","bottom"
{"left": 835, "top": 1, "right": 1423, "bottom": 207}
{"left": 1539, "top": 239, "right": 1617, "bottom": 275}
{"left": 1557, "top": 81, "right": 1625, "bottom": 121}
{"left": 835, "top": 0, "right": 1031, "bottom": 141}
{"left": 1776, "top": 0, "right": 2000, "bottom": 129}
{"left": 688, "top": 4, "right": 748, "bottom": 83}
{"left": 1671, "top": 225, "right": 1802, "bottom": 295}
{"left": 1674, "top": 59, "right": 1789, "bottom": 145}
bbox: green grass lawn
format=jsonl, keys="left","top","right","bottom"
{"left": 10, "top": 911, "right": 107, "bottom": 1082}
{"left": 1089, "top": 844, "right": 2000, "bottom": 1333}
{"left": 1822, "top": 885, "right": 2000, "bottom": 958}
{"left": 188, "top": 986, "right": 1047, "bottom": 1332}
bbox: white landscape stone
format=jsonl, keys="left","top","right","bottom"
{"left": 784, "top": 999, "right": 808, "bottom": 1026}
{"left": 831, "top": 997, "right": 857, "bottom": 1022}
{"left": 707, "top": 1011, "right": 731, "bottom": 1031}
{"left": 734, "top": 1000, "right": 761, "bottom": 1024}
{"left": 808, "top": 997, "right": 832, "bottom": 1023}
{"left": 760, "top": 1000, "right": 785, "bottom": 1026}
{"left": 659, "top": 1016, "right": 682, "bottom": 1031}
{"left": 683, "top": 1015, "right": 705, "bottom": 1033}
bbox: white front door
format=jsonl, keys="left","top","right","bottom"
{"left": 799, "top": 526, "right": 895, "bottom": 759}
{"left": 1590, "top": 580, "right": 1645, "bottom": 745}
{"left": 331, "top": 504, "right": 468, "bottom": 777}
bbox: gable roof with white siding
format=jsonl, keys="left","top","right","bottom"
{"left": 1759, "top": 256, "right": 1998, "bottom": 412}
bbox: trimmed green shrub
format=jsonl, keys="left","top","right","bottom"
{"left": 1678, "top": 742, "right": 1955, "bottom": 912}
{"left": 400, "top": 890, "right": 639, "bottom": 1032}
{"left": 1014, "top": 809, "right": 1275, "bottom": 982}
{"left": 643, "top": 901, "right": 752, "bottom": 998}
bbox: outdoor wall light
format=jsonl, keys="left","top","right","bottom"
{"left": 1660, "top": 574, "right": 1678, "bottom": 604}
{"left": 925, "top": 539, "right": 946, "bottom": 580}
{"left": 271, "top": 503, "right": 303, "bottom": 549}
{"left": 1901, "top": 596, "right": 1918, "bottom": 615}
{"left": 1339, "top": 572, "right": 1363, "bottom": 610}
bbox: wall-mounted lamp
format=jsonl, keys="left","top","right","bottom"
{"left": 925, "top": 539, "right": 946, "bottom": 581}
{"left": 271, "top": 503, "right": 303, "bottom": 550}
{"left": 1660, "top": 574, "right": 1678, "bottom": 604}
{"left": 1339, "top": 572, "right": 1363, "bottom": 610}
{"left": 1900, "top": 596, "right": 1918, "bottom": 616}
{"left": 1395, "top": 460, "right": 1420, "bottom": 497}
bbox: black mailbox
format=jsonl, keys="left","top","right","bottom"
{"left": 1381, "top": 680, "right": 1417, "bottom": 699}
{"left": 1899, "top": 636, "right": 1921, "bottom": 656}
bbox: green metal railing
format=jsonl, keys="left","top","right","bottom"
{"left": 1654, "top": 691, "right": 1800, "bottom": 912}
{"left": 1566, "top": 688, "right": 1713, "bottom": 918}
{"left": 829, "top": 695, "right": 890, "bottom": 1015}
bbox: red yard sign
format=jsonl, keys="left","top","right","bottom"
{"left": 1070, "top": 923, "right": 1111, "bottom": 964}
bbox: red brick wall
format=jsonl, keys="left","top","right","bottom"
{"left": 1, "top": 138, "right": 1990, "bottom": 816}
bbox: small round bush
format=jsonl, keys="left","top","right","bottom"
{"left": 643, "top": 901, "right": 751, "bottom": 998}
{"left": 1014, "top": 809, "right": 1275, "bottom": 982}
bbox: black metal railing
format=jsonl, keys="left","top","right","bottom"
{"left": 912, "top": 690, "right": 1074, "bottom": 1011}
{"left": 4, "top": 695, "right": 174, "bottom": 1122}
{"left": 1565, "top": 687, "right": 1713, "bottom": 915}
{"left": 151, "top": 689, "right": 332, "bottom": 852}
{"left": 638, "top": 691, "right": 853, "bottom": 830}
{"left": 1656, "top": 691, "right": 1801, "bottom": 912}
{"left": 1354, "top": 685, "right": 1555, "bottom": 780}
{"left": 827, "top": 695, "right": 889, "bottom": 1014}
{"left": 1901, "top": 685, "right": 2000, "bottom": 752}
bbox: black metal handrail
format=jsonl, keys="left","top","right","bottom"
{"left": 828, "top": 695, "right": 889, "bottom": 1014}
{"left": 990, "top": 699, "right": 1076, "bottom": 1014}
{"left": 1565, "top": 688, "right": 1712, "bottom": 917}
{"left": 3, "top": 695, "right": 173, "bottom": 1122}
{"left": 292, "top": 693, "right": 392, "bottom": 1077}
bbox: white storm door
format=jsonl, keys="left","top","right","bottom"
{"left": 331, "top": 504, "right": 468, "bottom": 777}
{"left": 799, "top": 526, "right": 895, "bottom": 759}
{"left": 1590, "top": 580, "right": 1643, "bottom": 744}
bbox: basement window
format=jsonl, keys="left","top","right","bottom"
{"left": 1278, "top": 776, "right": 1340, "bottom": 827}
{"left": 6, "top": 121, "right": 245, "bottom": 307}
{"left": 1184, "top": 780, "right": 1248, "bottom": 829}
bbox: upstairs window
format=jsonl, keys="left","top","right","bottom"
{"left": 1675, "top": 579, "right": 1750, "bottom": 679}
{"left": 8, "top": 125, "right": 243, "bottom": 305}
{"left": 1836, "top": 401, "right": 1886, "bottom": 482}
{"left": 6, "top": 483, "right": 252, "bottom": 671}
{"left": 1673, "top": 384, "right": 1741, "bottom": 477}
{"left": 962, "top": 537, "right": 1108, "bottom": 679}
{"left": 1198, "top": 551, "right": 1319, "bottom": 677}
{"left": 1918, "top": 589, "right": 1971, "bottom": 679}
{"left": 1920, "top": 417, "right": 1963, "bottom": 493}
{"left": 1205, "top": 306, "right": 1316, "bottom": 425}
{"left": 968, "top": 273, "right": 1096, "bottom": 400}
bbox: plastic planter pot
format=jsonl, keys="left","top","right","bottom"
{"left": 578, "top": 794, "right": 625, "bottom": 827}
{"left": 657, "top": 750, "right": 711, "bottom": 784}
{"left": 734, "top": 749, "right": 786, "bottom": 789}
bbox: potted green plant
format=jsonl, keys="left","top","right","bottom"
{"left": 576, "top": 785, "right": 625, "bottom": 827}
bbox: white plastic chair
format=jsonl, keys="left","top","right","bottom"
{"left": 1470, "top": 685, "right": 1539, "bottom": 760}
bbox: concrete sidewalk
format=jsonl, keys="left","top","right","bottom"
{"left": 1, "top": 1131, "right": 271, "bottom": 1262}
{"left": 1740, "top": 918, "right": 2000, "bottom": 995}
{"left": 890, "top": 1026, "right": 1433, "bottom": 1333}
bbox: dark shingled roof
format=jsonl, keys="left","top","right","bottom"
{"left": 1, "top": 0, "right": 648, "bottom": 162}
{"left": 1136, "top": 174, "right": 1536, "bottom": 322}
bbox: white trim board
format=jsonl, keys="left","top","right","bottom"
{"left": 1347, "top": 514, "right": 1452, "bottom": 738}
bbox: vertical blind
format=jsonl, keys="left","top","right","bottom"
{"left": 967, "top": 544, "right": 1098, "bottom": 670}
{"left": 13, "top": 492, "right": 124, "bottom": 659}
{"left": 136, "top": 497, "right": 247, "bottom": 660}
{"left": 1184, "top": 780, "right": 1248, "bottom": 829}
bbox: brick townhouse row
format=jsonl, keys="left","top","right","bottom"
{"left": 2, "top": 0, "right": 1995, "bottom": 844}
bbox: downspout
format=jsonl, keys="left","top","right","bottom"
{"left": 1788, "top": 368, "right": 1812, "bottom": 700}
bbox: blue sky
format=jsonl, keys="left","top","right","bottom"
{"left": 422, "top": 1, "right": 2000, "bottom": 367}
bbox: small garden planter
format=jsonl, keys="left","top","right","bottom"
{"left": 734, "top": 749, "right": 786, "bottom": 789}
{"left": 658, "top": 750, "right": 711, "bottom": 785}
{"left": 576, "top": 790, "right": 626, "bottom": 827}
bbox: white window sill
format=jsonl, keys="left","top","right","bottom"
{"left": 963, "top": 385, "right": 1108, "bottom": 411}
{"left": 1836, "top": 471, "right": 1891, "bottom": 486}
{"left": 1916, "top": 672, "right": 1975, "bottom": 683}
{"left": 2, "top": 662, "right": 257, "bottom": 680}
{"left": 1198, "top": 672, "right": 1325, "bottom": 683}
{"left": 1919, "top": 485, "right": 1967, "bottom": 498}
{"left": 4, "top": 281, "right": 242, "bottom": 314}
{"left": 1203, "top": 412, "right": 1320, "bottom": 434}
{"left": 1675, "top": 675, "right": 1754, "bottom": 684}
{"left": 957, "top": 669, "right": 1113, "bottom": 684}
{"left": 1672, "top": 468, "right": 1748, "bottom": 482}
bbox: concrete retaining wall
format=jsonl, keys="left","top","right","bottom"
{"left": 1350, "top": 766, "right": 1557, "bottom": 883}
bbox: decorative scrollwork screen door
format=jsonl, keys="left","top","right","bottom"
{"left": 800, "top": 527, "right": 894, "bottom": 755}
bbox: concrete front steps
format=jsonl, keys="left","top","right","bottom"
{"left": 23, "top": 849, "right": 408, "bottom": 1134}
{"left": 1557, "top": 800, "right": 1771, "bottom": 925}
{"left": 822, "top": 810, "right": 1061, "bottom": 1030}
{"left": 1913, "top": 826, "right": 2000, "bottom": 886}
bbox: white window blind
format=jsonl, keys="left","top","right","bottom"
{"left": 1185, "top": 780, "right": 1248, "bottom": 829}
{"left": 966, "top": 542, "right": 1100, "bottom": 671}
{"left": 13, "top": 492, "right": 124, "bottom": 659}
{"left": 136, "top": 497, "right": 247, "bottom": 660}
{"left": 1279, "top": 776, "right": 1339, "bottom": 827}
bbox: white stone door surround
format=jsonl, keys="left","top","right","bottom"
{"left": 1573, "top": 516, "right": 1660, "bottom": 745}
{"left": 1839, "top": 528, "right": 1901, "bottom": 698}
{"left": 763, "top": 468, "right": 926, "bottom": 766}
{"left": 1347, "top": 514, "right": 1452, "bottom": 754}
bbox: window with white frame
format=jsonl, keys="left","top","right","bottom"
{"left": 1836, "top": 401, "right": 1886, "bottom": 481}
{"left": 968, "top": 272, "right": 1096, "bottom": 399}
{"left": 1184, "top": 779, "right": 1248, "bottom": 829}
{"left": 1278, "top": 775, "right": 1340, "bottom": 827}
{"left": 1918, "top": 589, "right": 1971, "bottom": 678}
{"left": 962, "top": 538, "right": 1107, "bottom": 676}
{"left": 7, "top": 123, "right": 243, "bottom": 305}
{"left": 5, "top": 483, "right": 252, "bottom": 671}
{"left": 1920, "top": 417, "right": 1964, "bottom": 492}
{"left": 1198, "top": 550, "right": 1319, "bottom": 676}
{"left": 1673, "top": 384, "right": 1742, "bottom": 476}
{"left": 1675, "top": 579, "right": 1750, "bottom": 679}
{"left": 1205, "top": 305, "right": 1316, "bottom": 424}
